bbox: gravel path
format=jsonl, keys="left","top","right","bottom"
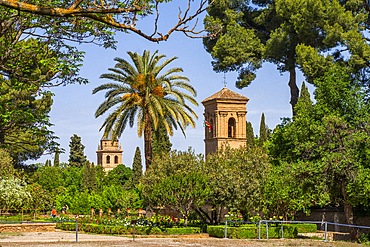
{"left": 0, "top": 231, "right": 363, "bottom": 247}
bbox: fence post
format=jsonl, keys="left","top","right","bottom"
{"left": 324, "top": 221, "right": 328, "bottom": 242}
{"left": 75, "top": 216, "right": 79, "bottom": 242}
{"left": 266, "top": 222, "right": 269, "bottom": 240}
{"left": 224, "top": 220, "right": 228, "bottom": 239}
{"left": 258, "top": 221, "right": 261, "bottom": 240}
{"left": 281, "top": 222, "right": 284, "bottom": 239}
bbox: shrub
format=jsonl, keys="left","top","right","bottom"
{"left": 207, "top": 224, "right": 299, "bottom": 239}
{"left": 165, "top": 227, "right": 200, "bottom": 235}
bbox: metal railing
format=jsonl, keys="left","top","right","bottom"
{"left": 223, "top": 219, "right": 370, "bottom": 241}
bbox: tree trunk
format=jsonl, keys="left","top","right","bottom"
{"left": 341, "top": 178, "right": 357, "bottom": 240}
{"left": 193, "top": 207, "right": 211, "bottom": 224}
{"left": 288, "top": 67, "right": 299, "bottom": 116}
{"left": 0, "top": 129, "right": 5, "bottom": 145}
{"left": 144, "top": 114, "right": 153, "bottom": 170}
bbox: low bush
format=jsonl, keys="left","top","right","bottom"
{"left": 56, "top": 222, "right": 201, "bottom": 236}
{"left": 207, "top": 224, "right": 299, "bottom": 239}
{"left": 165, "top": 227, "right": 200, "bottom": 235}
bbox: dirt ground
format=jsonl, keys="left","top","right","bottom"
{"left": 0, "top": 231, "right": 365, "bottom": 247}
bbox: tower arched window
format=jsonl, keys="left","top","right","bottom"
{"left": 106, "top": 156, "right": 110, "bottom": 164}
{"left": 114, "top": 155, "right": 119, "bottom": 164}
{"left": 228, "top": 118, "right": 236, "bottom": 138}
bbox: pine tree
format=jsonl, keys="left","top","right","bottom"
{"left": 246, "top": 121, "right": 255, "bottom": 147}
{"left": 53, "top": 148, "right": 60, "bottom": 167}
{"left": 259, "top": 113, "right": 268, "bottom": 146}
{"left": 68, "top": 134, "right": 87, "bottom": 167}
{"left": 132, "top": 147, "right": 143, "bottom": 186}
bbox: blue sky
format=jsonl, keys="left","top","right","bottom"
{"left": 34, "top": 6, "right": 310, "bottom": 167}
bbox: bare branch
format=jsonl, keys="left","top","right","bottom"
{"left": 0, "top": 0, "right": 211, "bottom": 42}
{"left": 69, "top": 0, "right": 85, "bottom": 10}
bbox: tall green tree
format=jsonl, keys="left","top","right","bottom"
{"left": 68, "top": 134, "right": 87, "bottom": 168}
{"left": 132, "top": 147, "right": 143, "bottom": 187}
{"left": 152, "top": 121, "right": 172, "bottom": 156}
{"left": 0, "top": 76, "right": 57, "bottom": 164}
{"left": 93, "top": 50, "right": 198, "bottom": 169}
{"left": 0, "top": 4, "right": 102, "bottom": 164}
{"left": 204, "top": 0, "right": 370, "bottom": 114}
{"left": 81, "top": 162, "right": 97, "bottom": 193}
{"left": 53, "top": 148, "right": 60, "bottom": 167}
{"left": 204, "top": 146, "right": 270, "bottom": 223}
{"left": 259, "top": 113, "right": 268, "bottom": 146}
{"left": 246, "top": 121, "right": 255, "bottom": 147}
{"left": 141, "top": 149, "right": 209, "bottom": 225}
{"left": 267, "top": 65, "right": 370, "bottom": 231}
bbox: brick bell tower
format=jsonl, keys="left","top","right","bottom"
{"left": 202, "top": 87, "right": 249, "bottom": 157}
{"left": 96, "top": 134, "right": 123, "bottom": 172}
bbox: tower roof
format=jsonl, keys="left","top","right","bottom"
{"left": 202, "top": 87, "right": 249, "bottom": 104}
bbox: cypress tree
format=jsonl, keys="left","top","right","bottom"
{"left": 68, "top": 134, "right": 87, "bottom": 167}
{"left": 53, "top": 148, "right": 60, "bottom": 167}
{"left": 132, "top": 147, "right": 143, "bottom": 186}
{"left": 81, "top": 161, "right": 97, "bottom": 192}
{"left": 259, "top": 113, "right": 268, "bottom": 146}
{"left": 90, "top": 162, "right": 97, "bottom": 191}
{"left": 294, "top": 82, "right": 313, "bottom": 117}
{"left": 246, "top": 121, "right": 255, "bottom": 147}
{"left": 152, "top": 121, "right": 172, "bottom": 157}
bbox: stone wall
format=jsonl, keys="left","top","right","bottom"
{"left": 0, "top": 223, "right": 56, "bottom": 232}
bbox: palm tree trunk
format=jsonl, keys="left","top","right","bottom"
{"left": 288, "top": 67, "right": 299, "bottom": 116}
{"left": 144, "top": 114, "right": 153, "bottom": 170}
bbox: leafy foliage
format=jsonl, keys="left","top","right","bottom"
{"left": 0, "top": 148, "right": 16, "bottom": 178}
{"left": 141, "top": 149, "right": 209, "bottom": 225}
{"left": 267, "top": 65, "right": 370, "bottom": 225}
{"left": 0, "top": 76, "right": 57, "bottom": 164}
{"left": 204, "top": 146, "right": 271, "bottom": 223}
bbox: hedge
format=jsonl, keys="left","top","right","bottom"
{"left": 56, "top": 222, "right": 200, "bottom": 235}
{"left": 165, "top": 227, "right": 200, "bottom": 235}
{"left": 207, "top": 224, "right": 315, "bottom": 239}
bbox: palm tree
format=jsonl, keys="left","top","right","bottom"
{"left": 93, "top": 50, "right": 198, "bottom": 169}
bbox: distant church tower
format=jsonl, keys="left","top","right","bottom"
{"left": 202, "top": 87, "right": 249, "bottom": 156}
{"left": 96, "top": 135, "right": 123, "bottom": 172}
